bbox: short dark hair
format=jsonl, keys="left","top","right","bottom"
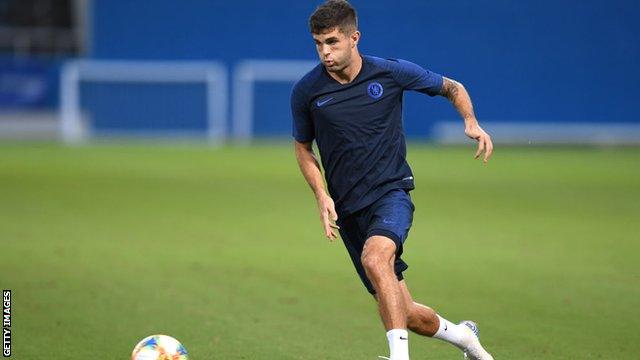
{"left": 309, "top": 0, "right": 358, "bottom": 34}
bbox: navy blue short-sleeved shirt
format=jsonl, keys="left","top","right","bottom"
{"left": 291, "top": 55, "right": 443, "bottom": 217}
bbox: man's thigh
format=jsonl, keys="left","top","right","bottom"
{"left": 338, "top": 189, "right": 415, "bottom": 294}
{"left": 365, "top": 189, "right": 415, "bottom": 257}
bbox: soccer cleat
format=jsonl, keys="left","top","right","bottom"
{"left": 462, "top": 320, "right": 480, "bottom": 337}
{"left": 460, "top": 320, "right": 494, "bottom": 360}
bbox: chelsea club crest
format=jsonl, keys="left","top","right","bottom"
{"left": 367, "top": 82, "right": 384, "bottom": 99}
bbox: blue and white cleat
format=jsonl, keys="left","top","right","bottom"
{"left": 460, "top": 320, "right": 494, "bottom": 360}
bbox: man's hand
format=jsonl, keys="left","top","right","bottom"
{"left": 316, "top": 193, "right": 339, "bottom": 241}
{"left": 465, "top": 122, "right": 493, "bottom": 163}
{"left": 439, "top": 77, "right": 494, "bottom": 164}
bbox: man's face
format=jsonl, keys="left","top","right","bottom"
{"left": 312, "top": 27, "right": 358, "bottom": 73}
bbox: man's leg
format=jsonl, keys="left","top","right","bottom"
{"left": 361, "top": 235, "right": 409, "bottom": 360}
{"left": 398, "top": 280, "right": 494, "bottom": 360}
{"left": 398, "top": 280, "right": 439, "bottom": 336}
{"left": 361, "top": 235, "right": 407, "bottom": 330}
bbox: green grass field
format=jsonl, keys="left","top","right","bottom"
{"left": 1, "top": 143, "right": 639, "bottom": 359}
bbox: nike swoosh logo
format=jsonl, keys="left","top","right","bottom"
{"left": 382, "top": 218, "right": 395, "bottom": 224}
{"left": 316, "top": 97, "right": 333, "bottom": 107}
{"left": 444, "top": 323, "right": 448, "bottom": 331}
{"left": 399, "top": 336, "right": 408, "bottom": 340}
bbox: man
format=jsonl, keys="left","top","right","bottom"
{"left": 291, "top": 1, "right": 494, "bottom": 359}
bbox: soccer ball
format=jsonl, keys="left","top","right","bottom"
{"left": 131, "top": 334, "right": 189, "bottom": 360}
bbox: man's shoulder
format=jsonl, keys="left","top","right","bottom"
{"left": 364, "top": 55, "right": 403, "bottom": 70}
{"left": 365, "top": 55, "right": 423, "bottom": 75}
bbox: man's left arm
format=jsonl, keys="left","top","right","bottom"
{"left": 440, "top": 77, "right": 494, "bottom": 163}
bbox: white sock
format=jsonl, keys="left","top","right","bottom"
{"left": 386, "top": 329, "right": 409, "bottom": 360}
{"left": 432, "top": 315, "right": 473, "bottom": 350}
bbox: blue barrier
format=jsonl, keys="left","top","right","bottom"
{"left": 6, "top": 1, "right": 640, "bottom": 141}
{"left": 0, "top": 57, "right": 60, "bottom": 108}
{"left": 87, "top": 0, "right": 640, "bottom": 139}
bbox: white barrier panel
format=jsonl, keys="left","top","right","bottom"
{"left": 433, "top": 121, "right": 640, "bottom": 145}
{"left": 59, "top": 60, "right": 228, "bottom": 144}
{"left": 232, "top": 60, "right": 317, "bottom": 143}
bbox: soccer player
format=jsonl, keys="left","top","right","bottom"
{"left": 291, "top": 1, "right": 494, "bottom": 359}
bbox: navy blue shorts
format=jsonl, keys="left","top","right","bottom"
{"left": 337, "top": 188, "right": 415, "bottom": 294}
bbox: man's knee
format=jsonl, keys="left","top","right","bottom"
{"left": 361, "top": 236, "right": 396, "bottom": 274}
{"left": 361, "top": 252, "right": 386, "bottom": 274}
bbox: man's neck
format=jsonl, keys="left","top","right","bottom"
{"left": 328, "top": 52, "right": 363, "bottom": 84}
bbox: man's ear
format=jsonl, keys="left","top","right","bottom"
{"left": 351, "top": 31, "right": 361, "bottom": 47}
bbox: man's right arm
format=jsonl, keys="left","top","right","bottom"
{"left": 294, "top": 140, "right": 339, "bottom": 240}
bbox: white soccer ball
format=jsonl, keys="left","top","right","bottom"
{"left": 131, "top": 334, "right": 189, "bottom": 360}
